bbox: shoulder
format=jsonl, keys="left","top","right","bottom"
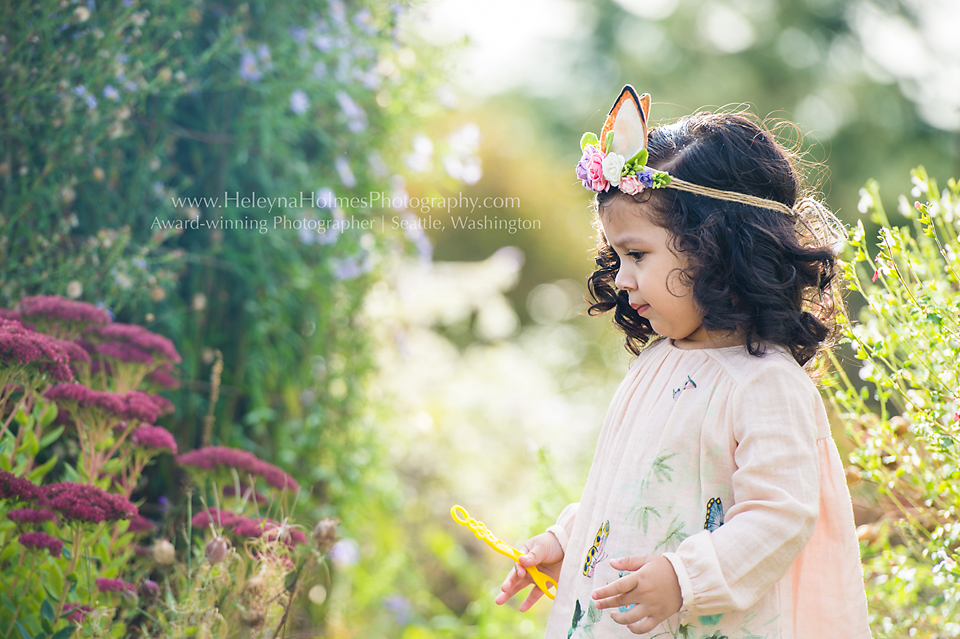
{"left": 710, "top": 342, "right": 815, "bottom": 391}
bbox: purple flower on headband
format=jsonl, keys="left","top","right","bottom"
{"left": 576, "top": 145, "right": 598, "bottom": 188}
{"left": 637, "top": 169, "right": 655, "bottom": 189}
{"left": 18, "top": 531, "right": 64, "bottom": 557}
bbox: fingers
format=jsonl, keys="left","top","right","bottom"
{"left": 495, "top": 562, "right": 532, "bottom": 606}
{"left": 517, "top": 582, "right": 546, "bottom": 612}
{"left": 591, "top": 570, "right": 640, "bottom": 609}
{"left": 610, "top": 555, "right": 651, "bottom": 572}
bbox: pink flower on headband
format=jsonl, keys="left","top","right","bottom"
{"left": 619, "top": 174, "right": 643, "bottom": 195}
{"left": 586, "top": 152, "right": 609, "bottom": 192}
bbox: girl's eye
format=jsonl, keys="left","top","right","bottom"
{"left": 626, "top": 251, "right": 645, "bottom": 263}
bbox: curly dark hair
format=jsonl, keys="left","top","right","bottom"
{"left": 586, "top": 110, "right": 846, "bottom": 371}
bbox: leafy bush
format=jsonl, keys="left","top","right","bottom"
{"left": 831, "top": 167, "right": 960, "bottom": 638}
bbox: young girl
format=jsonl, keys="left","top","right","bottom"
{"left": 494, "top": 86, "right": 872, "bottom": 639}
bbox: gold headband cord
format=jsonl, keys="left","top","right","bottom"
{"left": 666, "top": 176, "right": 846, "bottom": 250}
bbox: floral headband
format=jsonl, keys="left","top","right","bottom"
{"left": 576, "top": 85, "right": 848, "bottom": 249}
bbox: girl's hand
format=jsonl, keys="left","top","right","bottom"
{"left": 494, "top": 531, "right": 564, "bottom": 611}
{"left": 591, "top": 555, "right": 683, "bottom": 634}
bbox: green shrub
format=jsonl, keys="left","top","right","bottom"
{"left": 831, "top": 167, "right": 960, "bottom": 638}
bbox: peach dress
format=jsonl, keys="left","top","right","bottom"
{"left": 543, "top": 337, "right": 872, "bottom": 639}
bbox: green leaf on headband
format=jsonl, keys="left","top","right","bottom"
{"left": 580, "top": 132, "right": 598, "bottom": 150}
{"left": 604, "top": 130, "right": 615, "bottom": 153}
{"left": 627, "top": 148, "right": 647, "bottom": 168}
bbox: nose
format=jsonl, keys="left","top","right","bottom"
{"left": 614, "top": 264, "right": 636, "bottom": 292}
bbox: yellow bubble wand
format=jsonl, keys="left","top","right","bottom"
{"left": 450, "top": 505, "right": 557, "bottom": 600}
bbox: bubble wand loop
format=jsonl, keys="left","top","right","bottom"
{"left": 450, "top": 505, "right": 557, "bottom": 600}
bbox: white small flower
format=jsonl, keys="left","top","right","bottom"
{"left": 857, "top": 188, "right": 874, "bottom": 214}
{"left": 290, "top": 89, "right": 310, "bottom": 115}
{"left": 75, "top": 6, "right": 91, "bottom": 22}
{"left": 66, "top": 281, "right": 83, "bottom": 299}
{"left": 602, "top": 153, "right": 626, "bottom": 187}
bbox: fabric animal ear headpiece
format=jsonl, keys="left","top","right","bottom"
{"left": 576, "top": 85, "right": 670, "bottom": 196}
{"left": 575, "top": 85, "right": 848, "bottom": 253}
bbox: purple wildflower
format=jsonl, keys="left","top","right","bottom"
{"left": 7, "top": 508, "right": 58, "bottom": 524}
{"left": 89, "top": 323, "right": 181, "bottom": 364}
{"left": 95, "top": 577, "right": 136, "bottom": 594}
{"left": 42, "top": 482, "right": 137, "bottom": 523}
{"left": 131, "top": 425, "right": 177, "bottom": 453}
{"left": 0, "top": 470, "right": 42, "bottom": 502}
{"left": 0, "top": 308, "right": 21, "bottom": 320}
{"left": 18, "top": 531, "right": 64, "bottom": 557}
{"left": 0, "top": 319, "right": 73, "bottom": 382}
{"left": 384, "top": 594, "right": 414, "bottom": 625}
{"left": 176, "top": 446, "right": 300, "bottom": 492}
{"left": 63, "top": 603, "right": 93, "bottom": 624}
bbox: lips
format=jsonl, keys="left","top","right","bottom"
{"left": 630, "top": 302, "right": 650, "bottom": 314}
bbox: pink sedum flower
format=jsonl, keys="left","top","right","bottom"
{"left": 0, "top": 469, "right": 43, "bottom": 502}
{"left": 0, "top": 319, "right": 73, "bottom": 382}
{"left": 18, "top": 531, "right": 64, "bottom": 557}
{"left": 95, "top": 577, "right": 136, "bottom": 594}
{"left": 42, "top": 482, "right": 137, "bottom": 523}
{"left": 7, "top": 508, "right": 58, "bottom": 524}
{"left": 63, "top": 603, "right": 93, "bottom": 624}
{"left": 18, "top": 295, "right": 111, "bottom": 329}
{"left": 131, "top": 425, "right": 178, "bottom": 454}
{"left": 89, "top": 323, "right": 181, "bottom": 364}
{"left": 176, "top": 446, "right": 300, "bottom": 492}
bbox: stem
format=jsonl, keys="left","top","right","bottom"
{"left": 54, "top": 528, "right": 83, "bottom": 622}
{"left": 0, "top": 390, "right": 29, "bottom": 443}
{"left": 5, "top": 552, "right": 39, "bottom": 635}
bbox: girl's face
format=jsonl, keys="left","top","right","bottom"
{"left": 600, "top": 195, "right": 713, "bottom": 345}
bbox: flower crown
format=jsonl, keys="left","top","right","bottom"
{"left": 576, "top": 86, "right": 831, "bottom": 221}
{"left": 576, "top": 86, "right": 668, "bottom": 196}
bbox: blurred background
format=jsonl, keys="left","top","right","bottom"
{"left": 1, "top": 0, "right": 958, "bottom": 636}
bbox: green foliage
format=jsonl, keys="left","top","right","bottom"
{"left": 830, "top": 167, "right": 960, "bottom": 637}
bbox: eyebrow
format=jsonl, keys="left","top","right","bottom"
{"left": 608, "top": 235, "right": 651, "bottom": 251}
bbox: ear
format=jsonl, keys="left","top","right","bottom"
{"left": 600, "top": 86, "right": 650, "bottom": 160}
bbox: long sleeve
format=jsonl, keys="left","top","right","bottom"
{"left": 546, "top": 502, "right": 579, "bottom": 553}
{"left": 662, "top": 366, "right": 821, "bottom": 615}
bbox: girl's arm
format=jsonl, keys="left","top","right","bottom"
{"left": 545, "top": 501, "right": 579, "bottom": 553}
{"left": 661, "top": 365, "right": 822, "bottom": 615}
